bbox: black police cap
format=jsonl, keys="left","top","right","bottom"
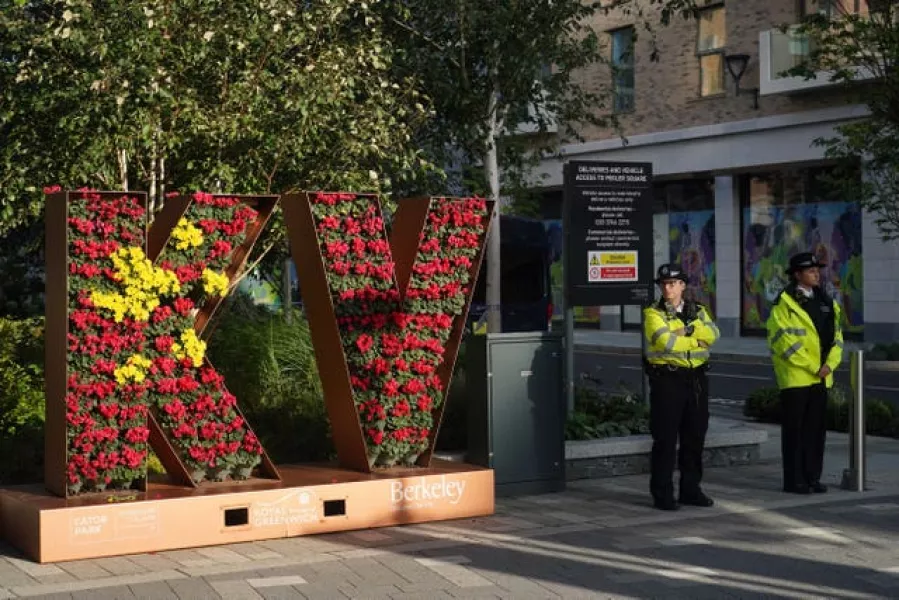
{"left": 786, "top": 252, "right": 825, "bottom": 275}
{"left": 655, "top": 263, "right": 688, "bottom": 284}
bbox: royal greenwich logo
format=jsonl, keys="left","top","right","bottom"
{"left": 391, "top": 475, "right": 466, "bottom": 508}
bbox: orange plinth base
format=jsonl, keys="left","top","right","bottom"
{"left": 0, "top": 461, "right": 494, "bottom": 564}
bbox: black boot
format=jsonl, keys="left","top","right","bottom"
{"left": 679, "top": 490, "right": 714, "bottom": 507}
{"left": 653, "top": 496, "right": 680, "bottom": 511}
{"left": 783, "top": 483, "right": 811, "bottom": 494}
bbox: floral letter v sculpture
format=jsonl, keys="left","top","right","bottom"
{"left": 283, "top": 193, "right": 494, "bottom": 471}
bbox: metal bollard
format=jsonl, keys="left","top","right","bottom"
{"left": 841, "top": 350, "right": 866, "bottom": 491}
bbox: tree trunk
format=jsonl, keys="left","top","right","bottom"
{"left": 118, "top": 148, "right": 129, "bottom": 191}
{"left": 159, "top": 156, "right": 166, "bottom": 214}
{"left": 149, "top": 145, "right": 158, "bottom": 215}
{"left": 484, "top": 87, "right": 502, "bottom": 334}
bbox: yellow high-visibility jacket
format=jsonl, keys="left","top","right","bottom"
{"left": 643, "top": 301, "right": 720, "bottom": 369}
{"left": 766, "top": 290, "right": 844, "bottom": 389}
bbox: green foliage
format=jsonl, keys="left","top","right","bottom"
{"left": 745, "top": 384, "right": 898, "bottom": 438}
{"left": 434, "top": 340, "right": 468, "bottom": 452}
{"left": 146, "top": 452, "right": 165, "bottom": 476}
{"left": 785, "top": 7, "right": 899, "bottom": 240}
{"left": 0, "top": 220, "right": 44, "bottom": 318}
{"left": 565, "top": 386, "right": 649, "bottom": 441}
{"left": 382, "top": 0, "right": 613, "bottom": 197}
{"left": 206, "top": 293, "right": 333, "bottom": 464}
{"left": 0, "top": 317, "right": 46, "bottom": 484}
{"left": 0, "top": 0, "right": 432, "bottom": 236}
{"left": 826, "top": 385, "right": 849, "bottom": 432}
{"left": 0, "top": 317, "right": 45, "bottom": 434}
{"left": 743, "top": 387, "right": 782, "bottom": 423}
{"left": 867, "top": 398, "right": 895, "bottom": 436}
{"left": 868, "top": 342, "right": 899, "bottom": 361}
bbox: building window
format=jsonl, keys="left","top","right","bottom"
{"left": 697, "top": 5, "right": 726, "bottom": 97}
{"left": 739, "top": 167, "right": 864, "bottom": 337}
{"left": 611, "top": 27, "right": 635, "bottom": 113}
{"left": 800, "top": 0, "right": 869, "bottom": 18}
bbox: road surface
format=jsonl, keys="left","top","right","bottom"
{"left": 575, "top": 349, "right": 899, "bottom": 420}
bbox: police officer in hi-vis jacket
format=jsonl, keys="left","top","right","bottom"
{"left": 643, "top": 264, "right": 720, "bottom": 511}
{"left": 767, "top": 252, "right": 844, "bottom": 495}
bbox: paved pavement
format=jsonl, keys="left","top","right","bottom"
{"left": 2, "top": 426, "right": 899, "bottom": 599}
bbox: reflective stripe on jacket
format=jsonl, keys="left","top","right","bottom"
{"left": 766, "top": 291, "right": 844, "bottom": 390}
{"left": 643, "top": 303, "right": 719, "bottom": 369}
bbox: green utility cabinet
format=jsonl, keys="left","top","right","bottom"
{"left": 466, "top": 332, "right": 566, "bottom": 496}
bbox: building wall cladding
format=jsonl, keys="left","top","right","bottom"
{"left": 576, "top": 0, "right": 857, "bottom": 143}
{"left": 539, "top": 2, "right": 899, "bottom": 341}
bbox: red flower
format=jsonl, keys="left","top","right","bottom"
{"left": 402, "top": 379, "right": 427, "bottom": 395}
{"left": 174, "top": 265, "right": 202, "bottom": 284}
{"left": 350, "top": 375, "right": 370, "bottom": 391}
{"left": 154, "top": 335, "right": 175, "bottom": 353}
{"left": 355, "top": 334, "right": 374, "bottom": 353}
{"left": 177, "top": 376, "right": 199, "bottom": 393}
{"left": 383, "top": 379, "right": 400, "bottom": 396}
{"left": 200, "top": 367, "right": 224, "bottom": 388}
{"left": 198, "top": 219, "right": 219, "bottom": 234}
{"left": 325, "top": 240, "right": 350, "bottom": 258}
{"left": 331, "top": 261, "right": 350, "bottom": 276}
{"left": 392, "top": 400, "right": 411, "bottom": 418}
{"left": 154, "top": 357, "right": 177, "bottom": 375}
{"left": 351, "top": 237, "right": 367, "bottom": 257}
{"left": 319, "top": 215, "right": 341, "bottom": 230}
{"left": 152, "top": 305, "right": 173, "bottom": 324}
{"left": 367, "top": 428, "right": 384, "bottom": 445}
{"left": 416, "top": 395, "right": 433, "bottom": 412}
{"left": 209, "top": 240, "right": 233, "bottom": 259}
{"left": 124, "top": 427, "right": 150, "bottom": 444}
{"left": 367, "top": 357, "right": 390, "bottom": 375}
{"left": 380, "top": 334, "right": 403, "bottom": 357}
{"left": 174, "top": 298, "right": 194, "bottom": 316}
{"left": 412, "top": 360, "right": 435, "bottom": 375}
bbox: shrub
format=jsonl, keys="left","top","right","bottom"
{"left": 566, "top": 386, "right": 649, "bottom": 441}
{"left": 743, "top": 387, "right": 781, "bottom": 423}
{"left": 0, "top": 317, "right": 46, "bottom": 485}
{"left": 868, "top": 342, "right": 899, "bottom": 361}
{"left": 866, "top": 398, "right": 894, "bottom": 436}
{"left": 207, "top": 294, "right": 333, "bottom": 464}
{"left": 435, "top": 340, "right": 468, "bottom": 452}
{"left": 745, "top": 384, "right": 896, "bottom": 438}
{"left": 826, "top": 386, "right": 849, "bottom": 432}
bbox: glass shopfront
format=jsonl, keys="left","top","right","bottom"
{"left": 740, "top": 167, "right": 864, "bottom": 336}
{"left": 622, "top": 178, "right": 716, "bottom": 328}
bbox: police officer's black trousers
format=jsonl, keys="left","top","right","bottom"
{"left": 649, "top": 368, "right": 709, "bottom": 502}
{"left": 780, "top": 383, "right": 827, "bottom": 489}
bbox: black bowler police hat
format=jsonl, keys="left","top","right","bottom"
{"left": 786, "top": 252, "right": 825, "bottom": 275}
{"left": 655, "top": 263, "right": 689, "bottom": 284}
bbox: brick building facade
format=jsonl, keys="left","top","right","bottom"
{"left": 535, "top": 0, "right": 899, "bottom": 343}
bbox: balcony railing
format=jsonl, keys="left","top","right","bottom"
{"left": 759, "top": 27, "right": 875, "bottom": 95}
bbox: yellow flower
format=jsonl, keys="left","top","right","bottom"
{"left": 201, "top": 268, "right": 229, "bottom": 297}
{"left": 91, "top": 247, "right": 181, "bottom": 322}
{"left": 113, "top": 354, "right": 152, "bottom": 385}
{"left": 171, "top": 218, "right": 204, "bottom": 251}
{"left": 173, "top": 329, "right": 206, "bottom": 367}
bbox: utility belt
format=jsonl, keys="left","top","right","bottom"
{"left": 643, "top": 360, "right": 709, "bottom": 378}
